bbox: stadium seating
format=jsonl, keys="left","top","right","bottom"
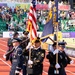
{"left": 0, "top": 13, "right": 44, "bottom": 32}
{"left": 0, "top": 19, "right": 7, "bottom": 31}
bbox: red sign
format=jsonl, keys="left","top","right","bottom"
{"left": 36, "top": 4, "right": 70, "bottom": 11}
{"left": 36, "top": 4, "right": 48, "bottom": 10}
{"left": 58, "top": 5, "right": 70, "bottom": 11}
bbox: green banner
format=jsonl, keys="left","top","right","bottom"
{"left": 16, "top": 3, "right": 30, "bottom": 9}
{"left": 60, "top": 20, "right": 75, "bottom": 32}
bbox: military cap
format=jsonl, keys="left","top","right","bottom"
{"left": 12, "top": 38, "right": 22, "bottom": 43}
{"left": 58, "top": 42, "right": 65, "bottom": 48}
{"left": 23, "top": 31, "right": 29, "bottom": 35}
{"left": 34, "top": 37, "right": 41, "bottom": 43}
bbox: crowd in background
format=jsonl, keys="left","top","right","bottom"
{"left": 0, "top": 5, "right": 29, "bottom": 31}
{"left": 0, "top": 4, "right": 48, "bottom": 31}
{"left": 0, "top": 0, "right": 75, "bottom": 32}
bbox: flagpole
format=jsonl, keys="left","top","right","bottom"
{"left": 53, "top": 0, "right": 59, "bottom": 74}
{"left": 54, "top": 23, "right": 59, "bottom": 74}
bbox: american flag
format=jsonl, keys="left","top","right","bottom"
{"left": 27, "top": 0, "right": 37, "bottom": 42}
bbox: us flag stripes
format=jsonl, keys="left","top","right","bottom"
{"left": 27, "top": 0, "right": 37, "bottom": 42}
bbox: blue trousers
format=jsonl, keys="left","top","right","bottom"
{"left": 23, "top": 64, "right": 27, "bottom": 75}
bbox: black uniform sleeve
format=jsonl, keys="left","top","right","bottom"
{"left": 60, "top": 51, "right": 71, "bottom": 68}
{"left": 22, "top": 48, "right": 29, "bottom": 56}
{"left": 63, "top": 51, "right": 71, "bottom": 64}
{"left": 46, "top": 52, "right": 54, "bottom": 61}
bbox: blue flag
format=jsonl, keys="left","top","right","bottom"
{"left": 41, "top": 9, "right": 54, "bottom": 42}
{"left": 42, "top": 17, "right": 54, "bottom": 37}
{"left": 42, "top": 0, "right": 58, "bottom": 42}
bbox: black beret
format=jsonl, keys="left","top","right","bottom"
{"left": 23, "top": 31, "right": 29, "bottom": 35}
{"left": 12, "top": 38, "right": 22, "bottom": 43}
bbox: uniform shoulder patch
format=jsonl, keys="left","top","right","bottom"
{"left": 41, "top": 53, "right": 44, "bottom": 57}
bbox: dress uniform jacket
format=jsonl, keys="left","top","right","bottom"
{"left": 59, "top": 51, "right": 71, "bottom": 67}
{"left": 6, "top": 36, "right": 19, "bottom": 63}
{"left": 9, "top": 46, "right": 23, "bottom": 75}
{"left": 28, "top": 47, "right": 45, "bottom": 75}
{"left": 46, "top": 51, "right": 71, "bottom": 75}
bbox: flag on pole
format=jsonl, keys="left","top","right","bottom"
{"left": 42, "top": 0, "right": 58, "bottom": 42}
{"left": 27, "top": 0, "right": 37, "bottom": 42}
{"left": 42, "top": 16, "right": 54, "bottom": 37}
{"left": 41, "top": 4, "right": 54, "bottom": 42}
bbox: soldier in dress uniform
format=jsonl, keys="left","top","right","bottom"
{"left": 20, "top": 31, "right": 30, "bottom": 75}
{"left": 27, "top": 37, "right": 45, "bottom": 75}
{"left": 58, "top": 42, "right": 74, "bottom": 68}
{"left": 5, "top": 32, "right": 19, "bottom": 64}
{"left": 46, "top": 42, "right": 59, "bottom": 75}
{"left": 46, "top": 42, "right": 73, "bottom": 75}
{"left": 9, "top": 38, "right": 23, "bottom": 75}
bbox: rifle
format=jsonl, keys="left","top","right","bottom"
{"left": 5, "top": 38, "right": 29, "bottom": 57}
{"left": 5, "top": 48, "right": 15, "bottom": 57}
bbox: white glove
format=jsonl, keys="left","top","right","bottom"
{"left": 70, "top": 60, "right": 74, "bottom": 64}
{"left": 28, "top": 60, "right": 33, "bottom": 65}
{"left": 15, "top": 70, "right": 20, "bottom": 74}
{"left": 55, "top": 63, "right": 60, "bottom": 69}
{"left": 53, "top": 49, "right": 59, "bottom": 55}
{"left": 26, "top": 42, "right": 33, "bottom": 49}
{"left": 3, "top": 54, "right": 6, "bottom": 59}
